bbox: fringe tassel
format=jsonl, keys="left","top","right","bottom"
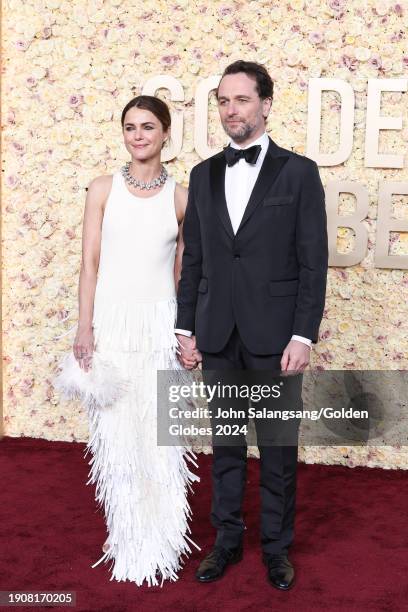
{"left": 77, "top": 297, "right": 201, "bottom": 587}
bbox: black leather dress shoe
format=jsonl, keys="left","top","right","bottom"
{"left": 196, "top": 544, "right": 243, "bottom": 582}
{"left": 263, "top": 553, "right": 295, "bottom": 590}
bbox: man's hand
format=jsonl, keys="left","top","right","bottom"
{"left": 176, "top": 334, "right": 202, "bottom": 369}
{"left": 281, "top": 339, "right": 311, "bottom": 373}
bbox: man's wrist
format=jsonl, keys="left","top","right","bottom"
{"left": 291, "top": 334, "right": 312, "bottom": 349}
{"left": 175, "top": 328, "right": 193, "bottom": 337}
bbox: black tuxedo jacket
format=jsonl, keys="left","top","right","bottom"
{"left": 176, "top": 136, "right": 328, "bottom": 355}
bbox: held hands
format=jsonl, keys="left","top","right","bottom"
{"left": 281, "top": 339, "right": 311, "bottom": 373}
{"left": 176, "top": 334, "right": 202, "bottom": 370}
{"left": 73, "top": 327, "right": 94, "bottom": 372}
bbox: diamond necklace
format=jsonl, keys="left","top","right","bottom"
{"left": 121, "top": 161, "right": 168, "bottom": 190}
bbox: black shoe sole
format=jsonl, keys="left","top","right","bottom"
{"left": 263, "top": 557, "right": 295, "bottom": 590}
{"left": 196, "top": 550, "right": 243, "bottom": 583}
{"left": 267, "top": 577, "right": 295, "bottom": 591}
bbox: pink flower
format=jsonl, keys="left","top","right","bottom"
{"left": 20, "top": 378, "right": 34, "bottom": 397}
{"left": 12, "top": 141, "right": 24, "bottom": 153}
{"left": 40, "top": 251, "right": 54, "bottom": 267}
{"left": 7, "top": 110, "right": 16, "bottom": 124}
{"left": 6, "top": 174, "right": 20, "bottom": 189}
{"left": 15, "top": 39, "right": 29, "bottom": 51}
{"left": 390, "top": 30, "right": 404, "bottom": 41}
{"left": 57, "top": 309, "right": 69, "bottom": 321}
{"left": 309, "top": 31, "right": 324, "bottom": 45}
{"left": 21, "top": 212, "right": 33, "bottom": 227}
{"left": 69, "top": 94, "right": 83, "bottom": 107}
{"left": 219, "top": 6, "right": 232, "bottom": 17}
{"left": 394, "top": 3, "right": 404, "bottom": 15}
{"left": 340, "top": 55, "right": 358, "bottom": 71}
{"left": 161, "top": 54, "right": 180, "bottom": 66}
{"left": 369, "top": 54, "right": 382, "bottom": 68}
{"left": 328, "top": 0, "right": 346, "bottom": 14}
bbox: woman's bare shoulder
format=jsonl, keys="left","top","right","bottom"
{"left": 85, "top": 175, "right": 114, "bottom": 211}
{"left": 88, "top": 174, "right": 113, "bottom": 195}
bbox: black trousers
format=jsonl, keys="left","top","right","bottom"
{"left": 200, "top": 326, "right": 300, "bottom": 555}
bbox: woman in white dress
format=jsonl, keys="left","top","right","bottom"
{"left": 73, "top": 95, "right": 201, "bottom": 586}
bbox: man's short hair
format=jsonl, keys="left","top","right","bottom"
{"left": 217, "top": 60, "right": 274, "bottom": 100}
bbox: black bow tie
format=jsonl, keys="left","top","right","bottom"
{"left": 224, "top": 144, "right": 262, "bottom": 167}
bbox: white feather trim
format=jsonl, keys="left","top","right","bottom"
{"left": 52, "top": 296, "right": 201, "bottom": 586}
{"left": 53, "top": 351, "right": 129, "bottom": 410}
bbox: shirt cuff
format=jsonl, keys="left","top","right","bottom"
{"left": 174, "top": 328, "right": 193, "bottom": 337}
{"left": 291, "top": 334, "right": 312, "bottom": 349}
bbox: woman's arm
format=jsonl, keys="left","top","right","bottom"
{"left": 174, "top": 182, "right": 188, "bottom": 292}
{"left": 173, "top": 181, "right": 201, "bottom": 368}
{"left": 73, "top": 175, "right": 110, "bottom": 370}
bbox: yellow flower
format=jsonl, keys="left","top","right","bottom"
{"left": 84, "top": 93, "right": 98, "bottom": 106}
{"left": 338, "top": 322, "right": 351, "bottom": 333}
{"left": 289, "top": 0, "right": 304, "bottom": 10}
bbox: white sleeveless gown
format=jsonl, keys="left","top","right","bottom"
{"left": 86, "top": 170, "right": 199, "bottom": 586}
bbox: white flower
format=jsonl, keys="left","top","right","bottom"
{"left": 355, "top": 47, "right": 371, "bottom": 61}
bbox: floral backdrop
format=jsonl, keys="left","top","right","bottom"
{"left": 2, "top": 0, "right": 408, "bottom": 468}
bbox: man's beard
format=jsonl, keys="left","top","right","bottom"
{"left": 223, "top": 119, "right": 257, "bottom": 143}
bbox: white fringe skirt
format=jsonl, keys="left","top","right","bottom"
{"left": 84, "top": 296, "right": 200, "bottom": 587}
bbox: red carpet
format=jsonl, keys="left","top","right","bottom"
{"left": 1, "top": 436, "right": 407, "bottom": 611}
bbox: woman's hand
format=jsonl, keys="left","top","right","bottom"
{"left": 73, "top": 327, "right": 94, "bottom": 372}
{"left": 193, "top": 348, "right": 202, "bottom": 367}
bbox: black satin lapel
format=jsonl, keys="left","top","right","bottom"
{"left": 210, "top": 154, "right": 234, "bottom": 239}
{"left": 236, "top": 154, "right": 289, "bottom": 234}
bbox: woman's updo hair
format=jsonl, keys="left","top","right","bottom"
{"left": 121, "top": 95, "right": 171, "bottom": 132}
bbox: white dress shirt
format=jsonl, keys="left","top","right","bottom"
{"left": 175, "top": 131, "right": 311, "bottom": 349}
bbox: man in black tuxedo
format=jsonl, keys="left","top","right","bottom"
{"left": 175, "top": 60, "right": 328, "bottom": 590}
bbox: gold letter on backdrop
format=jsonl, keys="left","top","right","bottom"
{"left": 375, "top": 182, "right": 408, "bottom": 269}
{"left": 326, "top": 181, "right": 369, "bottom": 266}
{"left": 306, "top": 78, "right": 354, "bottom": 166}
{"left": 194, "top": 75, "right": 222, "bottom": 159}
{"left": 365, "top": 79, "right": 407, "bottom": 168}
{"left": 142, "top": 75, "right": 184, "bottom": 162}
